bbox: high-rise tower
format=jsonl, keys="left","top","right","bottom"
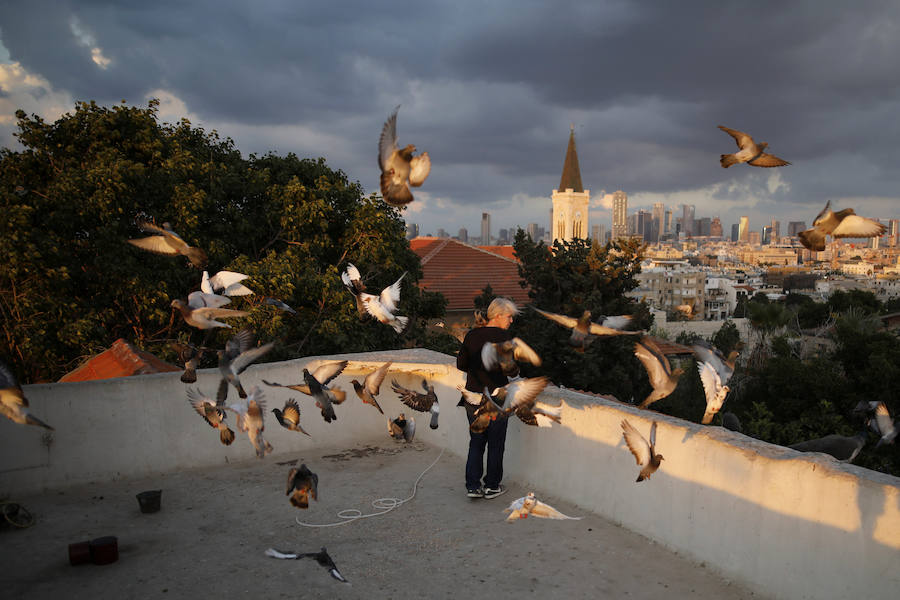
{"left": 612, "top": 191, "right": 628, "bottom": 240}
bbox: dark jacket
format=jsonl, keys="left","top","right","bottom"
{"left": 456, "top": 326, "right": 516, "bottom": 395}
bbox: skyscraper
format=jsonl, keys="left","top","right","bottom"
{"left": 787, "top": 221, "right": 807, "bottom": 237}
{"left": 682, "top": 205, "right": 695, "bottom": 237}
{"left": 612, "top": 190, "right": 628, "bottom": 239}
{"left": 481, "top": 212, "right": 491, "bottom": 245}
{"left": 458, "top": 228, "right": 468, "bottom": 243}
{"left": 739, "top": 216, "right": 750, "bottom": 242}
{"left": 731, "top": 223, "right": 740, "bottom": 242}
{"left": 889, "top": 219, "right": 899, "bottom": 247}
{"left": 664, "top": 207, "right": 673, "bottom": 238}
{"left": 771, "top": 218, "right": 780, "bottom": 243}
{"left": 651, "top": 202, "right": 664, "bottom": 243}
{"left": 710, "top": 217, "right": 723, "bottom": 238}
{"left": 406, "top": 222, "right": 419, "bottom": 240}
{"left": 591, "top": 224, "right": 607, "bottom": 245}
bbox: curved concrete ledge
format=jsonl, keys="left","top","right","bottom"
{"left": 1, "top": 348, "right": 898, "bottom": 600}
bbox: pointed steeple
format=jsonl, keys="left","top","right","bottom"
{"left": 558, "top": 125, "right": 584, "bottom": 193}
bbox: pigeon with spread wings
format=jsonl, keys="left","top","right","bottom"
{"left": 218, "top": 329, "right": 274, "bottom": 399}
{"left": 351, "top": 361, "right": 392, "bottom": 415}
{"left": 171, "top": 296, "right": 249, "bottom": 330}
{"left": 798, "top": 201, "right": 888, "bottom": 251}
{"left": 262, "top": 361, "right": 348, "bottom": 423}
{"left": 186, "top": 383, "right": 235, "bottom": 445}
{"left": 127, "top": 221, "right": 208, "bottom": 268}
{"left": 272, "top": 398, "right": 310, "bottom": 436}
{"left": 621, "top": 419, "right": 664, "bottom": 482}
{"left": 718, "top": 126, "right": 790, "bottom": 169}
{"left": 691, "top": 340, "right": 739, "bottom": 425}
{"left": 495, "top": 377, "right": 559, "bottom": 427}
{"left": 533, "top": 307, "right": 638, "bottom": 351}
{"left": 340, "top": 263, "right": 368, "bottom": 320}
{"left": 634, "top": 337, "right": 684, "bottom": 409}
{"left": 361, "top": 272, "right": 409, "bottom": 333}
{"left": 391, "top": 378, "right": 439, "bottom": 429}
{"left": 0, "top": 360, "right": 53, "bottom": 430}
{"left": 227, "top": 386, "right": 272, "bottom": 458}
{"left": 378, "top": 107, "right": 430, "bottom": 206}
{"left": 265, "top": 547, "right": 348, "bottom": 583}
{"left": 481, "top": 338, "right": 541, "bottom": 377}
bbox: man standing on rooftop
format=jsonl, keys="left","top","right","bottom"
{"left": 456, "top": 297, "right": 519, "bottom": 500}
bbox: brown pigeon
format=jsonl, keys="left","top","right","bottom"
{"left": 378, "top": 107, "right": 431, "bottom": 206}
{"left": 127, "top": 221, "right": 208, "bottom": 268}
{"left": 798, "top": 201, "right": 887, "bottom": 251}
{"left": 718, "top": 126, "right": 790, "bottom": 168}
{"left": 621, "top": 419, "right": 663, "bottom": 482}
{"left": 0, "top": 360, "right": 53, "bottom": 430}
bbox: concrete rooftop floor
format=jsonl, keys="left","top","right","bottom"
{"left": 0, "top": 438, "right": 765, "bottom": 599}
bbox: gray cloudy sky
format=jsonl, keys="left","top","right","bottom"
{"left": 1, "top": 0, "right": 899, "bottom": 238}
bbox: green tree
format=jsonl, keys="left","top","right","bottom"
{"left": 1, "top": 100, "right": 451, "bottom": 382}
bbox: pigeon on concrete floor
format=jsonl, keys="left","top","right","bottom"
{"left": 798, "top": 201, "right": 888, "bottom": 251}
{"left": 788, "top": 431, "right": 867, "bottom": 463}
{"left": 388, "top": 413, "right": 416, "bottom": 442}
{"left": 218, "top": 329, "right": 274, "bottom": 398}
{"left": 286, "top": 463, "right": 318, "bottom": 509}
{"left": 391, "top": 378, "right": 439, "bottom": 429}
{"left": 265, "top": 547, "right": 348, "bottom": 583}
{"left": 378, "top": 106, "right": 431, "bottom": 206}
{"left": 634, "top": 337, "right": 684, "bottom": 409}
{"left": 718, "top": 126, "right": 790, "bottom": 169}
{"left": 227, "top": 386, "right": 273, "bottom": 458}
{"left": 272, "top": 399, "right": 310, "bottom": 436}
{"left": 351, "top": 361, "right": 392, "bottom": 415}
{"left": 186, "top": 384, "right": 235, "bottom": 445}
{"left": 0, "top": 360, "right": 53, "bottom": 430}
{"left": 263, "top": 361, "right": 348, "bottom": 423}
{"left": 481, "top": 338, "right": 541, "bottom": 377}
{"left": 127, "top": 220, "right": 208, "bottom": 268}
{"left": 341, "top": 263, "right": 368, "bottom": 320}
{"left": 532, "top": 307, "right": 638, "bottom": 352}
{"left": 361, "top": 273, "right": 409, "bottom": 334}
{"left": 504, "top": 492, "right": 582, "bottom": 522}
{"left": 621, "top": 419, "right": 664, "bottom": 482}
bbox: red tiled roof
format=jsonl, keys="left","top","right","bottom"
{"left": 478, "top": 246, "right": 519, "bottom": 261}
{"left": 59, "top": 338, "right": 180, "bottom": 382}
{"left": 647, "top": 337, "right": 694, "bottom": 356}
{"left": 410, "top": 237, "right": 530, "bottom": 311}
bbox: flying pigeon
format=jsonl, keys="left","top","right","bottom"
{"left": 0, "top": 360, "right": 53, "bottom": 430}
{"left": 263, "top": 361, "right": 348, "bottom": 423}
{"left": 340, "top": 263, "right": 368, "bottom": 320}
{"left": 621, "top": 419, "right": 664, "bottom": 482}
{"left": 201, "top": 270, "right": 253, "bottom": 297}
{"left": 391, "top": 378, "right": 439, "bottom": 429}
{"left": 127, "top": 221, "right": 208, "bottom": 268}
{"left": 186, "top": 290, "right": 231, "bottom": 309}
{"left": 286, "top": 463, "right": 318, "bottom": 509}
{"left": 265, "top": 297, "right": 297, "bottom": 314}
{"left": 494, "top": 377, "right": 558, "bottom": 427}
{"left": 272, "top": 398, "right": 311, "bottom": 436}
{"left": 481, "top": 338, "right": 542, "bottom": 377}
{"left": 361, "top": 273, "right": 409, "bottom": 333}
{"left": 388, "top": 413, "right": 416, "bottom": 442}
{"left": 691, "top": 341, "right": 739, "bottom": 425}
{"left": 533, "top": 307, "right": 638, "bottom": 351}
{"left": 797, "top": 201, "right": 888, "bottom": 251}
{"left": 171, "top": 298, "right": 249, "bottom": 330}
{"left": 871, "top": 402, "right": 897, "bottom": 447}
{"left": 789, "top": 430, "right": 867, "bottom": 463}
{"left": 227, "top": 386, "right": 273, "bottom": 458}
{"left": 218, "top": 329, "right": 274, "bottom": 398}
{"left": 351, "top": 361, "right": 392, "bottom": 415}
{"left": 504, "top": 492, "right": 582, "bottom": 522}
{"left": 378, "top": 106, "right": 431, "bottom": 206}
{"left": 186, "top": 384, "right": 235, "bottom": 445}
{"left": 171, "top": 341, "right": 205, "bottom": 383}
{"left": 634, "top": 337, "right": 684, "bottom": 409}
{"left": 718, "top": 126, "right": 791, "bottom": 169}
{"left": 265, "top": 547, "right": 348, "bottom": 583}
{"left": 466, "top": 388, "right": 505, "bottom": 434}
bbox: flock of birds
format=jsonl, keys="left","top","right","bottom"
{"left": 1, "top": 112, "right": 896, "bottom": 582}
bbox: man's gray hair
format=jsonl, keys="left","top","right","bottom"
{"left": 487, "top": 297, "right": 520, "bottom": 320}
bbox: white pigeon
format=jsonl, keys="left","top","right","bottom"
{"left": 201, "top": 270, "right": 254, "bottom": 296}
{"left": 504, "top": 492, "right": 582, "bottom": 522}
{"left": 361, "top": 272, "right": 409, "bottom": 333}
{"left": 692, "top": 341, "right": 737, "bottom": 425}
{"left": 872, "top": 402, "right": 897, "bottom": 448}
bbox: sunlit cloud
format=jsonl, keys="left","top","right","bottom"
{"left": 0, "top": 58, "right": 73, "bottom": 148}
{"left": 69, "top": 16, "right": 111, "bottom": 70}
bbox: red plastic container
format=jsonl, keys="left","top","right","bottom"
{"left": 68, "top": 541, "right": 91, "bottom": 566}
{"left": 89, "top": 536, "right": 118, "bottom": 565}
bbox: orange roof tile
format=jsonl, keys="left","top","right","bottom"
{"left": 59, "top": 338, "right": 180, "bottom": 382}
{"left": 478, "top": 246, "right": 519, "bottom": 261}
{"left": 410, "top": 237, "right": 530, "bottom": 311}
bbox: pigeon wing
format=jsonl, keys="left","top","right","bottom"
{"left": 379, "top": 273, "right": 406, "bottom": 313}
{"left": 365, "top": 362, "right": 392, "bottom": 395}
{"left": 718, "top": 126, "right": 753, "bottom": 150}
{"left": 506, "top": 377, "right": 550, "bottom": 412}
{"left": 312, "top": 360, "right": 348, "bottom": 386}
{"left": 621, "top": 419, "right": 651, "bottom": 467}
{"left": 874, "top": 402, "right": 894, "bottom": 437}
{"left": 408, "top": 152, "right": 431, "bottom": 187}
{"left": 0, "top": 361, "right": 19, "bottom": 389}
{"left": 532, "top": 307, "right": 578, "bottom": 330}
{"left": 634, "top": 340, "right": 670, "bottom": 386}
{"left": 378, "top": 107, "right": 400, "bottom": 172}
{"left": 127, "top": 235, "right": 181, "bottom": 256}
{"left": 831, "top": 214, "right": 887, "bottom": 239}
{"left": 747, "top": 153, "right": 791, "bottom": 167}
{"left": 531, "top": 500, "right": 581, "bottom": 520}
{"left": 481, "top": 343, "right": 501, "bottom": 371}
{"left": 511, "top": 338, "right": 542, "bottom": 366}
{"left": 798, "top": 228, "right": 826, "bottom": 251}
{"left": 286, "top": 468, "right": 298, "bottom": 495}
{"left": 230, "top": 342, "right": 275, "bottom": 375}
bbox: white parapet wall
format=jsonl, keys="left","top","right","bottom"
{"left": 1, "top": 348, "right": 898, "bottom": 600}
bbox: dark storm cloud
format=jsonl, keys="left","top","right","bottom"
{"left": 1, "top": 0, "right": 898, "bottom": 232}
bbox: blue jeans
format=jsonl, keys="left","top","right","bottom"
{"left": 465, "top": 408, "right": 509, "bottom": 490}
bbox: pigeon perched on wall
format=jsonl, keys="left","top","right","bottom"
{"left": 218, "top": 329, "right": 274, "bottom": 399}
{"left": 361, "top": 273, "right": 409, "bottom": 334}
{"left": 0, "top": 360, "right": 53, "bottom": 430}
{"left": 621, "top": 419, "right": 664, "bottom": 482}
{"left": 272, "top": 399, "right": 310, "bottom": 436}
{"left": 691, "top": 340, "right": 739, "bottom": 425}
{"left": 391, "top": 378, "right": 439, "bottom": 429}
{"left": 265, "top": 547, "right": 348, "bottom": 583}
{"left": 533, "top": 307, "right": 638, "bottom": 351}
{"left": 201, "top": 270, "right": 253, "bottom": 297}
{"left": 378, "top": 106, "right": 431, "bottom": 206}
{"left": 351, "top": 361, "right": 392, "bottom": 415}
{"left": 263, "top": 361, "right": 348, "bottom": 423}
{"left": 127, "top": 221, "right": 208, "bottom": 268}
{"left": 286, "top": 463, "right": 318, "bottom": 509}
{"left": 388, "top": 413, "right": 416, "bottom": 442}
{"left": 718, "top": 126, "right": 790, "bottom": 169}
{"left": 227, "top": 386, "right": 273, "bottom": 458}
{"left": 504, "top": 492, "right": 582, "bottom": 522}
{"left": 171, "top": 298, "right": 249, "bottom": 330}
{"left": 789, "top": 431, "right": 867, "bottom": 463}
{"left": 481, "top": 338, "right": 542, "bottom": 376}
{"left": 186, "top": 384, "right": 235, "bottom": 445}
{"left": 634, "top": 337, "right": 684, "bottom": 409}
{"left": 797, "top": 201, "right": 888, "bottom": 251}
{"left": 340, "top": 263, "right": 368, "bottom": 320}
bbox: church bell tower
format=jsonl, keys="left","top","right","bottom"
{"left": 551, "top": 126, "right": 590, "bottom": 244}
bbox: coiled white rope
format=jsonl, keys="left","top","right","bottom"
{"left": 294, "top": 447, "right": 445, "bottom": 528}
